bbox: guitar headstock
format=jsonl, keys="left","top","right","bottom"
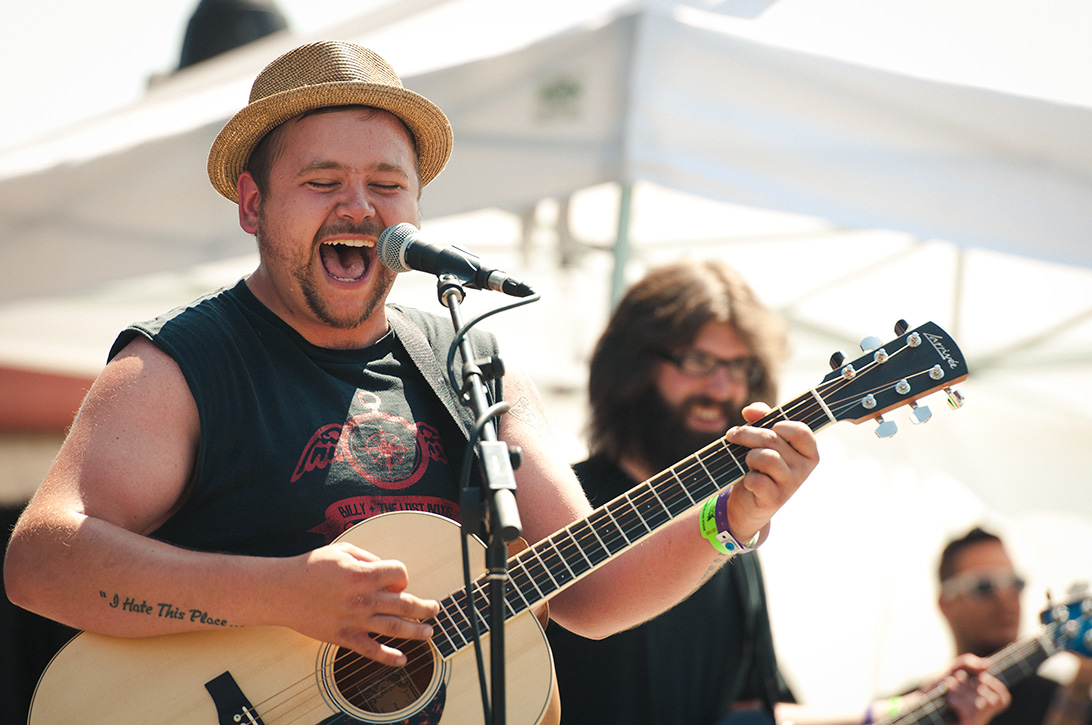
{"left": 1042, "top": 586, "right": 1092, "bottom": 658}
{"left": 818, "top": 320, "right": 968, "bottom": 437}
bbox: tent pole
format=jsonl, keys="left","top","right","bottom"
{"left": 610, "top": 182, "right": 634, "bottom": 309}
{"left": 952, "top": 244, "right": 965, "bottom": 342}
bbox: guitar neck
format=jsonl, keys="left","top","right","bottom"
{"left": 428, "top": 388, "right": 839, "bottom": 659}
{"left": 877, "top": 626, "right": 1058, "bottom": 725}
{"left": 428, "top": 319, "right": 968, "bottom": 660}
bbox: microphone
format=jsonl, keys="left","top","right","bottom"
{"left": 377, "top": 223, "right": 535, "bottom": 297}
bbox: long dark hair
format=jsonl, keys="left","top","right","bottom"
{"left": 587, "top": 259, "right": 787, "bottom": 463}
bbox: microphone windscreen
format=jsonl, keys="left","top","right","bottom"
{"left": 376, "top": 223, "right": 419, "bottom": 273}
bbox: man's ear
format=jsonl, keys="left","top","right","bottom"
{"left": 938, "top": 593, "right": 953, "bottom": 621}
{"left": 237, "top": 171, "right": 261, "bottom": 234}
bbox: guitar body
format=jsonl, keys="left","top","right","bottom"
{"left": 30, "top": 511, "right": 558, "bottom": 724}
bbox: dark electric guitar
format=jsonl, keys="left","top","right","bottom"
{"left": 30, "top": 321, "right": 969, "bottom": 724}
{"left": 874, "top": 591, "right": 1092, "bottom": 725}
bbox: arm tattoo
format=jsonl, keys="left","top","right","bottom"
{"left": 507, "top": 395, "right": 549, "bottom": 434}
{"left": 100, "top": 590, "right": 233, "bottom": 627}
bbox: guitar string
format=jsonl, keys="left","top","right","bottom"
{"left": 237, "top": 336, "right": 951, "bottom": 720}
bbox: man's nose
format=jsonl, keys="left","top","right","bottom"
{"left": 703, "top": 366, "right": 745, "bottom": 399}
{"left": 337, "top": 184, "right": 376, "bottom": 222}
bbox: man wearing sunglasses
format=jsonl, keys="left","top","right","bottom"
{"left": 938, "top": 527, "right": 1092, "bottom": 724}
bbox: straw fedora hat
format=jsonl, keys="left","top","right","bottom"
{"left": 207, "top": 40, "right": 453, "bottom": 202}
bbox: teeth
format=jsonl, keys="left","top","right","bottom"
{"left": 324, "top": 239, "right": 374, "bottom": 247}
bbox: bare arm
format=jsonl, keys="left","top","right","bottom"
{"left": 3, "top": 338, "right": 437, "bottom": 666}
{"left": 496, "top": 368, "right": 818, "bottom": 639}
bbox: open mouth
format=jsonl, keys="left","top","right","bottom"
{"left": 685, "top": 399, "right": 734, "bottom": 432}
{"left": 319, "top": 239, "right": 374, "bottom": 283}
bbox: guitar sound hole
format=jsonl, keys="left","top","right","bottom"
{"left": 332, "top": 639, "right": 437, "bottom": 715}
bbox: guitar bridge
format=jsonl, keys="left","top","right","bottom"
{"left": 204, "top": 671, "right": 266, "bottom": 724}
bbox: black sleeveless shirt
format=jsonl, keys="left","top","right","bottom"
{"left": 109, "top": 280, "right": 501, "bottom": 557}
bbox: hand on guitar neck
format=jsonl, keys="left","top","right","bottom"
{"left": 902, "top": 654, "right": 1011, "bottom": 725}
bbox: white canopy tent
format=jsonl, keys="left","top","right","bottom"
{"left": 2, "top": 0, "right": 1091, "bottom": 709}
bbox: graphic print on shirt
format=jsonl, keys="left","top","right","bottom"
{"left": 295, "top": 390, "right": 459, "bottom": 542}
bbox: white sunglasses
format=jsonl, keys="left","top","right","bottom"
{"left": 941, "top": 569, "right": 1026, "bottom": 601}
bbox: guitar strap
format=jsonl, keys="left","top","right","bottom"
{"left": 386, "top": 304, "right": 499, "bottom": 443}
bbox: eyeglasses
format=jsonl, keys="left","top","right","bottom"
{"left": 661, "top": 350, "right": 761, "bottom": 385}
{"left": 940, "top": 570, "right": 1026, "bottom": 601}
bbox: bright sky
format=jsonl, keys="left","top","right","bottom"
{"left": 0, "top": 0, "right": 367, "bottom": 151}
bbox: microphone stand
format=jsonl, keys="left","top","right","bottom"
{"left": 436, "top": 273, "right": 523, "bottom": 725}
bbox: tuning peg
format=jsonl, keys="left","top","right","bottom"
{"left": 860, "top": 336, "right": 882, "bottom": 352}
{"left": 909, "top": 401, "right": 932, "bottom": 425}
{"left": 829, "top": 351, "right": 846, "bottom": 370}
{"left": 874, "top": 416, "right": 898, "bottom": 438}
{"left": 894, "top": 319, "right": 910, "bottom": 335}
{"left": 945, "top": 388, "right": 965, "bottom": 410}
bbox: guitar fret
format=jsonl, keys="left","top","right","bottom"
{"left": 436, "top": 591, "right": 474, "bottom": 654}
{"left": 652, "top": 472, "right": 693, "bottom": 517}
{"left": 672, "top": 460, "right": 719, "bottom": 503}
{"left": 469, "top": 582, "right": 494, "bottom": 628}
{"left": 505, "top": 572, "right": 533, "bottom": 610}
{"left": 454, "top": 587, "right": 485, "bottom": 642}
{"left": 628, "top": 486, "right": 672, "bottom": 531}
{"left": 717, "top": 439, "right": 744, "bottom": 480}
{"left": 809, "top": 387, "right": 837, "bottom": 423}
{"left": 544, "top": 538, "right": 578, "bottom": 587}
{"left": 556, "top": 529, "right": 596, "bottom": 573}
{"left": 502, "top": 585, "right": 523, "bottom": 618}
{"left": 647, "top": 482, "right": 672, "bottom": 515}
{"left": 586, "top": 507, "right": 626, "bottom": 555}
{"left": 621, "top": 492, "right": 655, "bottom": 535}
{"left": 693, "top": 454, "right": 715, "bottom": 485}
{"left": 612, "top": 498, "right": 650, "bottom": 544}
{"left": 601, "top": 505, "right": 634, "bottom": 547}
{"left": 507, "top": 560, "right": 544, "bottom": 604}
{"left": 527, "top": 545, "right": 562, "bottom": 593}
{"left": 571, "top": 518, "right": 611, "bottom": 566}
{"left": 431, "top": 607, "right": 461, "bottom": 656}
{"left": 668, "top": 469, "right": 699, "bottom": 508}
{"left": 461, "top": 585, "right": 490, "bottom": 639}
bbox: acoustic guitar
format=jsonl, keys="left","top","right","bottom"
{"left": 30, "top": 320, "right": 968, "bottom": 724}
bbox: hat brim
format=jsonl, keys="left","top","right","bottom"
{"left": 207, "top": 81, "right": 453, "bottom": 202}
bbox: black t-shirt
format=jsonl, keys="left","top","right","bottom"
{"left": 545, "top": 455, "right": 794, "bottom": 725}
{"left": 998, "top": 674, "right": 1070, "bottom": 725}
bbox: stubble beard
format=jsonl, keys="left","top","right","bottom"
{"left": 256, "top": 216, "right": 398, "bottom": 331}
